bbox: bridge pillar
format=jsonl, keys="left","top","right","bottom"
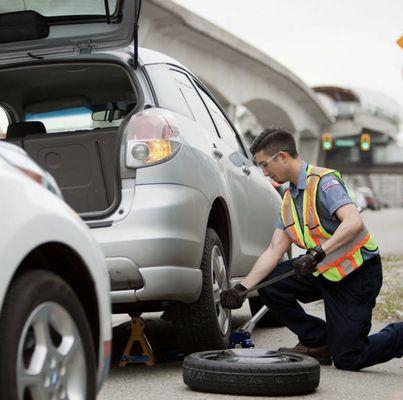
{"left": 298, "top": 129, "right": 320, "bottom": 164}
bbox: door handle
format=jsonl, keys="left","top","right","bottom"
{"left": 212, "top": 148, "right": 223, "bottom": 159}
{"left": 242, "top": 165, "right": 251, "bottom": 176}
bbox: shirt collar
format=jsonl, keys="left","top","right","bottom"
{"left": 289, "top": 160, "right": 308, "bottom": 198}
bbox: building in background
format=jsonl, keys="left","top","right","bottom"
{"left": 315, "top": 86, "right": 403, "bottom": 208}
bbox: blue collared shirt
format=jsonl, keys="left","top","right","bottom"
{"left": 277, "top": 161, "right": 379, "bottom": 259}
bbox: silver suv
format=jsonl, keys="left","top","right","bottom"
{"left": 0, "top": 0, "right": 281, "bottom": 351}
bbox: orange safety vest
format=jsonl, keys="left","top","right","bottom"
{"left": 281, "top": 165, "right": 378, "bottom": 282}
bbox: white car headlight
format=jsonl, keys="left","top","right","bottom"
{"left": 0, "top": 142, "right": 63, "bottom": 199}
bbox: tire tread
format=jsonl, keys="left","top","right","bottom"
{"left": 183, "top": 350, "right": 320, "bottom": 396}
{"left": 172, "top": 229, "right": 230, "bottom": 353}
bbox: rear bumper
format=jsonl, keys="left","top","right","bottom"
{"left": 90, "top": 183, "right": 209, "bottom": 304}
{"left": 111, "top": 266, "right": 202, "bottom": 303}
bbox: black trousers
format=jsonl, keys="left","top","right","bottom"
{"left": 258, "top": 256, "right": 403, "bottom": 370}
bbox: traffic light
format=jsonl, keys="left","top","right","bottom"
{"left": 360, "top": 133, "right": 371, "bottom": 151}
{"left": 322, "top": 133, "right": 333, "bottom": 151}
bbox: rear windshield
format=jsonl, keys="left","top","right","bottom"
{"left": 25, "top": 103, "right": 134, "bottom": 133}
{"left": 0, "top": 0, "right": 118, "bottom": 17}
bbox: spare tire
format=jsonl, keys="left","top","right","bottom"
{"left": 183, "top": 348, "right": 320, "bottom": 396}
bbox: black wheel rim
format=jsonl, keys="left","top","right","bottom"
{"left": 200, "top": 348, "right": 303, "bottom": 365}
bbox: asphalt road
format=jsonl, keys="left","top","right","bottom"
{"left": 363, "top": 209, "right": 403, "bottom": 255}
{"left": 98, "top": 208, "right": 403, "bottom": 400}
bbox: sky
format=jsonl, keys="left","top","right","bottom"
{"left": 173, "top": 0, "right": 403, "bottom": 113}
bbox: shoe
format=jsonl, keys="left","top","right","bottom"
{"left": 278, "top": 343, "right": 332, "bottom": 365}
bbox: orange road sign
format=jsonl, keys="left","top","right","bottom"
{"left": 397, "top": 36, "right": 403, "bottom": 49}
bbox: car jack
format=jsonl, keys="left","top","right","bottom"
{"left": 119, "top": 314, "right": 155, "bottom": 367}
{"left": 228, "top": 270, "right": 295, "bottom": 348}
{"left": 229, "top": 305, "right": 269, "bottom": 348}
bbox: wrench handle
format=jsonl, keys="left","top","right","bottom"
{"left": 241, "top": 269, "right": 296, "bottom": 297}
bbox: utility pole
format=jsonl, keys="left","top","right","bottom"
{"left": 398, "top": 35, "right": 403, "bottom": 79}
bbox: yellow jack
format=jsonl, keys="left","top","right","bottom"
{"left": 119, "top": 315, "right": 155, "bottom": 367}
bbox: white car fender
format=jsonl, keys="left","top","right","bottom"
{"left": 0, "top": 169, "right": 111, "bottom": 340}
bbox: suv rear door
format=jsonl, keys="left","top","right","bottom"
{"left": 195, "top": 84, "right": 252, "bottom": 272}
{"left": 0, "top": 0, "right": 141, "bottom": 62}
{"left": 195, "top": 83, "right": 281, "bottom": 276}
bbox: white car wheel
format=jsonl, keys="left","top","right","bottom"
{"left": 0, "top": 270, "right": 96, "bottom": 400}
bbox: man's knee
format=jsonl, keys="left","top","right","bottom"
{"left": 332, "top": 350, "right": 363, "bottom": 371}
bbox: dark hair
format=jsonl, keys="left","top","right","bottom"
{"left": 250, "top": 127, "right": 298, "bottom": 158}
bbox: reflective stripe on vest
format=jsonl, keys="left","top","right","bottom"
{"left": 281, "top": 164, "right": 378, "bottom": 282}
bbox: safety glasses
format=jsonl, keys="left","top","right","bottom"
{"left": 257, "top": 149, "right": 289, "bottom": 169}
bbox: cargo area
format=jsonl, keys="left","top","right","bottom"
{"left": 0, "top": 61, "right": 138, "bottom": 216}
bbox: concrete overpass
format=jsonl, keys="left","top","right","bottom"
{"left": 139, "top": 0, "right": 333, "bottom": 163}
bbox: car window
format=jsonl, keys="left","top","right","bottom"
{"left": 196, "top": 86, "right": 246, "bottom": 156}
{"left": 25, "top": 103, "right": 133, "bottom": 133}
{"left": 170, "top": 70, "right": 217, "bottom": 135}
{"left": 0, "top": 106, "right": 9, "bottom": 139}
{"left": 0, "top": 0, "right": 118, "bottom": 17}
{"left": 145, "top": 64, "right": 194, "bottom": 120}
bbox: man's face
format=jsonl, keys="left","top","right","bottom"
{"left": 254, "top": 150, "right": 289, "bottom": 184}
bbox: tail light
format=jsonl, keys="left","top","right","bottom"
{"left": 125, "top": 108, "right": 182, "bottom": 168}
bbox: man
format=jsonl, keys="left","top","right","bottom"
{"left": 220, "top": 127, "right": 403, "bottom": 371}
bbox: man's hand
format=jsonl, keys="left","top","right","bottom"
{"left": 220, "top": 284, "right": 247, "bottom": 309}
{"left": 293, "top": 254, "right": 317, "bottom": 277}
{"left": 293, "top": 245, "right": 326, "bottom": 277}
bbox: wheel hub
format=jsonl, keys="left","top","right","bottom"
{"left": 16, "top": 301, "right": 87, "bottom": 400}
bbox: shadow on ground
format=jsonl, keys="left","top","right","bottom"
{"left": 109, "top": 312, "right": 250, "bottom": 370}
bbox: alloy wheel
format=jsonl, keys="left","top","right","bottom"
{"left": 211, "top": 245, "right": 230, "bottom": 336}
{"left": 17, "top": 302, "right": 87, "bottom": 400}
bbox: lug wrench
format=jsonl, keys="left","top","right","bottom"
{"left": 240, "top": 269, "right": 296, "bottom": 297}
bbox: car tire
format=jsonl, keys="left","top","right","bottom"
{"left": 0, "top": 270, "right": 96, "bottom": 400}
{"left": 183, "top": 348, "right": 320, "bottom": 396}
{"left": 249, "top": 296, "right": 285, "bottom": 327}
{"left": 171, "top": 228, "right": 231, "bottom": 353}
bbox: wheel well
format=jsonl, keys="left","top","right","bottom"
{"left": 14, "top": 242, "right": 100, "bottom": 364}
{"left": 207, "top": 198, "right": 232, "bottom": 266}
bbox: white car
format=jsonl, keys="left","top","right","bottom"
{"left": 349, "top": 187, "right": 367, "bottom": 213}
{"left": 0, "top": 142, "right": 112, "bottom": 400}
{"left": 356, "top": 186, "right": 381, "bottom": 210}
